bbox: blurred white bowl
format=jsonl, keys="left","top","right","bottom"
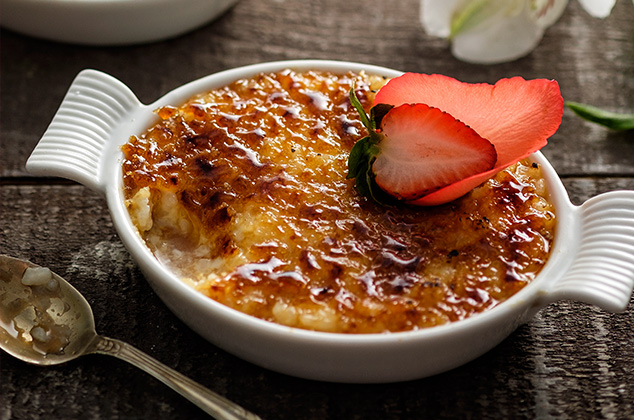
{"left": 0, "top": 0, "right": 239, "bottom": 45}
{"left": 25, "top": 60, "right": 634, "bottom": 383}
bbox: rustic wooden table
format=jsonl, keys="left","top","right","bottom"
{"left": 1, "top": 1, "right": 633, "bottom": 419}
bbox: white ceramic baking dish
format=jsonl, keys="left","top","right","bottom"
{"left": 25, "top": 60, "right": 634, "bottom": 383}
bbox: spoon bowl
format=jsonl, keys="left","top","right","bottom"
{"left": 0, "top": 254, "right": 260, "bottom": 420}
{"left": 0, "top": 255, "right": 97, "bottom": 365}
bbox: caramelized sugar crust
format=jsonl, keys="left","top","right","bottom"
{"left": 122, "top": 70, "right": 556, "bottom": 333}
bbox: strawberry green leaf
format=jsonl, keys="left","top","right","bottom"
{"left": 346, "top": 135, "right": 396, "bottom": 206}
{"left": 349, "top": 87, "right": 374, "bottom": 131}
{"left": 566, "top": 101, "right": 634, "bottom": 131}
{"left": 347, "top": 90, "right": 399, "bottom": 205}
{"left": 347, "top": 136, "right": 376, "bottom": 180}
{"left": 347, "top": 88, "right": 391, "bottom": 203}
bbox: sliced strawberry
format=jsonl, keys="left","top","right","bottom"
{"left": 347, "top": 74, "right": 562, "bottom": 206}
{"left": 374, "top": 73, "right": 563, "bottom": 174}
{"left": 373, "top": 103, "right": 497, "bottom": 201}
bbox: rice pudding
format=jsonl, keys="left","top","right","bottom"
{"left": 121, "top": 69, "right": 556, "bottom": 333}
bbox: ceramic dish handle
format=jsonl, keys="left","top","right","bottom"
{"left": 25, "top": 70, "right": 141, "bottom": 194}
{"left": 547, "top": 191, "right": 634, "bottom": 312}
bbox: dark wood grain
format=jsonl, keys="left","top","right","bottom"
{"left": 1, "top": 182, "right": 633, "bottom": 419}
{"left": 1, "top": 0, "right": 633, "bottom": 419}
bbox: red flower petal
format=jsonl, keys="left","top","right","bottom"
{"left": 374, "top": 73, "right": 563, "bottom": 204}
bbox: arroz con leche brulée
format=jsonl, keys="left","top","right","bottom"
{"left": 121, "top": 69, "right": 556, "bottom": 334}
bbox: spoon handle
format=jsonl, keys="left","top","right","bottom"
{"left": 92, "top": 336, "right": 261, "bottom": 420}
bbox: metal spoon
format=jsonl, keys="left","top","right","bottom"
{"left": 0, "top": 254, "right": 261, "bottom": 420}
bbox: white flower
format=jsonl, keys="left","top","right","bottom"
{"left": 421, "top": 0, "right": 618, "bottom": 64}
{"left": 578, "top": 0, "right": 618, "bottom": 17}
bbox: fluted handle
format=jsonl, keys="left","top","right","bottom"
{"left": 25, "top": 70, "right": 141, "bottom": 194}
{"left": 92, "top": 336, "right": 261, "bottom": 420}
{"left": 547, "top": 190, "right": 634, "bottom": 312}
